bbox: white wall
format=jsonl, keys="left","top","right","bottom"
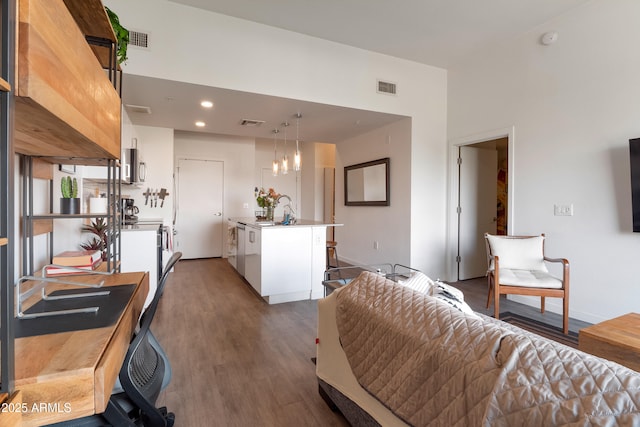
{"left": 447, "top": 0, "right": 640, "bottom": 323}
{"left": 122, "top": 126, "right": 175, "bottom": 224}
{"left": 105, "top": 0, "right": 448, "bottom": 276}
{"left": 335, "top": 119, "right": 412, "bottom": 266}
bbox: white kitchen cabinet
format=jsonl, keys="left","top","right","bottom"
{"left": 121, "top": 226, "right": 159, "bottom": 310}
{"left": 231, "top": 218, "right": 331, "bottom": 304}
{"left": 244, "top": 226, "right": 261, "bottom": 293}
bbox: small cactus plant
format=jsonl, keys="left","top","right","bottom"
{"left": 61, "top": 176, "right": 78, "bottom": 198}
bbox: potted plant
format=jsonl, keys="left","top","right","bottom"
{"left": 105, "top": 6, "right": 129, "bottom": 65}
{"left": 60, "top": 176, "right": 80, "bottom": 214}
{"left": 80, "top": 218, "right": 108, "bottom": 261}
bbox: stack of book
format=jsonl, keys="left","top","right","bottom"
{"left": 45, "top": 250, "right": 103, "bottom": 276}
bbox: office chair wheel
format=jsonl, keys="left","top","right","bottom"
{"left": 165, "top": 412, "right": 175, "bottom": 427}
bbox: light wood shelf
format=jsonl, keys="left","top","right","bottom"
{"left": 63, "top": 0, "right": 119, "bottom": 69}
{"left": 15, "top": 0, "right": 121, "bottom": 162}
{"left": 0, "top": 77, "right": 10, "bottom": 92}
{"left": 0, "top": 238, "right": 8, "bottom": 247}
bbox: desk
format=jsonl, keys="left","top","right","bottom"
{"left": 14, "top": 271, "right": 148, "bottom": 426}
{"left": 579, "top": 312, "right": 640, "bottom": 373}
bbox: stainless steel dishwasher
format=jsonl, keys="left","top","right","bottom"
{"left": 237, "top": 223, "right": 245, "bottom": 276}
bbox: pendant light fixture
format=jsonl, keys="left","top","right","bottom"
{"left": 294, "top": 113, "right": 302, "bottom": 172}
{"left": 272, "top": 128, "right": 280, "bottom": 176}
{"left": 281, "top": 121, "right": 290, "bottom": 175}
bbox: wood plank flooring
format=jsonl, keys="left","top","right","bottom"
{"left": 152, "top": 258, "right": 590, "bottom": 425}
{"left": 153, "top": 258, "right": 349, "bottom": 426}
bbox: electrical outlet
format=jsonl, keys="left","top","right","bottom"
{"left": 373, "top": 241, "right": 379, "bottom": 250}
{"left": 243, "top": 203, "right": 249, "bottom": 209}
{"left": 554, "top": 204, "right": 574, "bottom": 216}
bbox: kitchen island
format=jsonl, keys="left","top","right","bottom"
{"left": 228, "top": 218, "right": 341, "bottom": 304}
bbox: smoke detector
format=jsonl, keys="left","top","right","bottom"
{"left": 541, "top": 31, "right": 558, "bottom": 46}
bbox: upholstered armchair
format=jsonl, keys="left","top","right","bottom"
{"left": 484, "top": 233, "right": 570, "bottom": 334}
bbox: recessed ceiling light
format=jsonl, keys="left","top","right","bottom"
{"left": 200, "top": 100, "right": 213, "bottom": 108}
{"left": 195, "top": 121, "right": 206, "bottom": 127}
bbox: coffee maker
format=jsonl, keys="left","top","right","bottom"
{"left": 121, "top": 198, "right": 139, "bottom": 225}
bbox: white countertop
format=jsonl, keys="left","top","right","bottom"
{"left": 229, "top": 217, "right": 342, "bottom": 228}
{"left": 121, "top": 224, "right": 161, "bottom": 232}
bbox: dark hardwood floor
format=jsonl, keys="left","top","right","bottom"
{"left": 152, "top": 258, "right": 589, "bottom": 425}
{"left": 153, "top": 258, "right": 349, "bottom": 426}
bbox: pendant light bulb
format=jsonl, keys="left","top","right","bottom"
{"left": 272, "top": 128, "right": 279, "bottom": 176}
{"left": 294, "top": 113, "right": 302, "bottom": 172}
{"left": 281, "top": 122, "right": 289, "bottom": 175}
{"left": 294, "top": 148, "right": 301, "bottom": 172}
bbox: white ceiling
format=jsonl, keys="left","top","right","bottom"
{"left": 122, "top": 0, "right": 591, "bottom": 142}
{"left": 122, "top": 74, "right": 407, "bottom": 143}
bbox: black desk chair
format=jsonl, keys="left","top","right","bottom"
{"left": 108, "top": 252, "right": 183, "bottom": 426}
{"left": 48, "top": 252, "right": 183, "bottom": 427}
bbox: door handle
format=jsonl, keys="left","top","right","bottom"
{"left": 214, "top": 212, "right": 222, "bottom": 216}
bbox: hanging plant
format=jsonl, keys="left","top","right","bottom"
{"left": 105, "top": 6, "right": 130, "bottom": 64}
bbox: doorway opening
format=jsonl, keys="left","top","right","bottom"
{"left": 448, "top": 128, "right": 514, "bottom": 281}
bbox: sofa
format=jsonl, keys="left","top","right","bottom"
{"left": 316, "top": 271, "right": 640, "bottom": 426}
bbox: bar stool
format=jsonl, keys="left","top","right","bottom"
{"left": 326, "top": 241, "right": 340, "bottom": 269}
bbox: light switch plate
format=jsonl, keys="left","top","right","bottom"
{"left": 554, "top": 204, "right": 574, "bottom": 216}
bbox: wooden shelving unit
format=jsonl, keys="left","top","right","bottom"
{"left": 15, "top": 0, "right": 121, "bottom": 160}
{"left": 1, "top": 0, "right": 16, "bottom": 401}
{"left": 1, "top": 0, "right": 122, "bottom": 410}
{"left": 22, "top": 157, "right": 121, "bottom": 276}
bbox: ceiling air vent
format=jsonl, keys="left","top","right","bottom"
{"left": 377, "top": 80, "right": 397, "bottom": 95}
{"left": 125, "top": 104, "right": 152, "bottom": 114}
{"left": 240, "top": 119, "right": 265, "bottom": 127}
{"left": 129, "top": 30, "right": 149, "bottom": 49}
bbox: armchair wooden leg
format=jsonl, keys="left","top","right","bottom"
{"left": 486, "top": 276, "right": 493, "bottom": 309}
{"left": 494, "top": 284, "right": 500, "bottom": 320}
{"left": 541, "top": 296, "right": 545, "bottom": 314}
{"left": 563, "top": 296, "right": 569, "bottom": 335}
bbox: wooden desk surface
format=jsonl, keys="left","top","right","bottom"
{"left": 14, "top": 271, "right": 148, "bottom": 426}
{"left": 579, "top": 312, "right": 640, "bottom": 372}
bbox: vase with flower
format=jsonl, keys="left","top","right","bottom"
{"left": 255, "top": 187, "right": 280, "bottom": 221}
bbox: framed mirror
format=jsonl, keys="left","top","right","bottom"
{"left": 344, "top": 157, "right": 390, "bottom": 206}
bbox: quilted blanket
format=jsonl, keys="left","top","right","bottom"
{"left": 335, "top": 271, "right": 640, "bottom": 426}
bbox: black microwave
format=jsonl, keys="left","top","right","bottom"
{"left": 122, "top": 148, "right": 146, "bottom": 184}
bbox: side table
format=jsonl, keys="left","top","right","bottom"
{"left": 579, "top": 312, "right": 640, "bottom": 372}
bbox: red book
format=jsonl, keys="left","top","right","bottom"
{"left": 45, "top": 258, "right": 102, "bottom": 276}
{"left": 52, "top": 250, "right": 101, "bottom": 267}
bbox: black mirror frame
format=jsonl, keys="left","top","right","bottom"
{"left": 344, "top": 157, "right": 390, "bottom": 206}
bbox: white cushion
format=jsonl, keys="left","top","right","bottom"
{"left": 400, "top": 271, "right": 435, "bottom": 294}
{"left": 486, "top": 234, "right": 548, "bottom": 272}
{"left": 432, "top": 280, "right": 465, "bottom": 301}
{"left": 431, "top": 281, "right": 479, "bottom": 318}
{"left": 497, "top": 268, "right": 563, "bottom": 289}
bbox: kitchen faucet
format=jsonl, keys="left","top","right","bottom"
{"left": 276, "top": 194, "right": 296, "bottom": 223}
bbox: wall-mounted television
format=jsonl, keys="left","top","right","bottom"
{"left": 630, "top": 138, "right": 640, "bottom": 232}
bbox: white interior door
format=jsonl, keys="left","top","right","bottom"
{"left": 458, "top": 146, "right": 497, "bottom": 280}
{"left": 175, "top": 158, "right": 224, "bottom": 259}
